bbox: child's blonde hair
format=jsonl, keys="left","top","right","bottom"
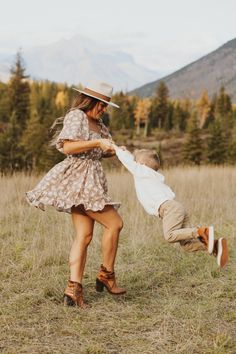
{"left": 133, "top": 149, "right": 160, "bottom": 171}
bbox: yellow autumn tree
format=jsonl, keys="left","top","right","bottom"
{"left": 55, "top": 90, "right": 68, "bottom": 108}
{"left": 196, "top": 90, "right": 211, "bottom": 128}
{"left": 134, "top": 98, "right": 151, "bottom": 137}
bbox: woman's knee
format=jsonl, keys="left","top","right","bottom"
{"left": 117, "top": 218, "right": 124, "bottom": 232}
{"left": 110, "top": 217, "right": 124, "bottom": 233}
{"left": 76, "top": 232, "right": 93, "bottom": 247}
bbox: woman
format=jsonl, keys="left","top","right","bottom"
{"left": 26, "top": 82, "right": 125, "bottom": 309}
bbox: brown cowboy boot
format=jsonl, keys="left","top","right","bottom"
{"left": 197, "top": 226, "right": 214, "bottom": 254}
{"left": 63, "top": 280, "right": 90, "bottom": 309}
{"left": 96, "top": 264, "right": 126, "bottom": 295}
{"left": 212, "top": 238, "right": 229, "bottom": 267}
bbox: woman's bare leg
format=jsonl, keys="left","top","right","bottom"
{"left": 70, "top": 206, "right": 95, "bottom": 283}
{"left": 84, "top": 206, "right": 123, "bottom": 272}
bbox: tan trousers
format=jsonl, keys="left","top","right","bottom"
{"left": 158, "top": 200, "right": 206, "bottom": 252}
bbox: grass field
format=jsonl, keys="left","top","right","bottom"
{"left": 0, "top": 166, "right": 236, "bottom": 354}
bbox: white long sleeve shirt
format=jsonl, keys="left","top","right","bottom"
{"left": 115, "top": 147, "right": 175, "bottom": 216}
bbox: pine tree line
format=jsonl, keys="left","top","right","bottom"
{"left": 183, "top": 87, "right": 236, "bottom": 165}
{"left": 0, "top": 52, "right": 236, "bottom": 172}
{"left": 0, "top": 53, "right": 74, "bottom": 171}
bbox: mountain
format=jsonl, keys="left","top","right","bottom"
{"left": 131, "top": 38, "right": 236, "bottom": 100}
{"left": 0, "top": 35, "right": 159, "bottom": 92}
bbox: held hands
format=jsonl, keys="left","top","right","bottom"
{"left": 99, "top": 139, "right": 127, "bottom": 154}
{"left": 99, "top": 139, "right": 115, "bottom": 153}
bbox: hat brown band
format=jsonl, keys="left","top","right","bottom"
{"left": 83, "top": 88, "right": 111, "bottom": 102}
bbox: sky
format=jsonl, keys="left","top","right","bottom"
{"left": 1, "top": 0, "right": 236, "bottom": 76}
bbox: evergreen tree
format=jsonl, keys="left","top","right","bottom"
{"left": 172, "top": 102, "right": 189, "bottom": 132}
{"left": 214, "top": 86, "right": 234, "bottom": 135}
{"left": 0, "top": 51, "right": 31, "bottom": 170}
{"left": 20, "top": 110, "right": 45, "bottom": 170}
{"left": 216, "top": 86, "right": 232, "bottom": 117}
{"left": 126, "top": 96, "right": 137, "bottom": 129}
{"left": 207, "top": 119, "right": 228, "bottom": 164}
{"left": 0, "top": 82, "right": 10, "bottom": 123}
{"left": 183, "top": 112, "right": 203, "bottom": 165}
{"left": 203, "top": 95, "right": 216, "bottom": 128}
{"left": 164, "top": 102, "right": 174, "bottom": 131}
{"left": 149, "top": 81, "right": 169, "bottom": 129}
{"left": 8, "top": 51, "right": 30, "bottom": 130}
{"left": 0, "top": 112, "right": 22, "bottom": 171}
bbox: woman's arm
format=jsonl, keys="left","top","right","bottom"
{"left": 63, "top": 139, "right": 113, "bottom": 155}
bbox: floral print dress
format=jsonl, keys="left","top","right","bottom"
{"left": 26, "top": 109, "right": 120, "bottom": 213}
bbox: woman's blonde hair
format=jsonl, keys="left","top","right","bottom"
{"left": 50, "top": 93, "right": 99, "bottom": 145}
{"left": 133, "top": 149, "right": 160, "bottom": 171}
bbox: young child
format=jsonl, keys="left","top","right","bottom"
{"left": 113, "top": 145, "right": 228, "bottom": 267}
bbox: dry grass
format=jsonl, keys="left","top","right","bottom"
{"left": 0, "top": 166, "right": 236, "bottom": 354}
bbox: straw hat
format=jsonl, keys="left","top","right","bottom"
{"left": 72, "top": 82, "right": 119, "bottom": 108}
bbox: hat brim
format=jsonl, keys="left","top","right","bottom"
{"left": 72, "top": 88, "right": 119, "bottom": 108}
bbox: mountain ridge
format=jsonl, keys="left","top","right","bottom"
{"left": 131, "top": 38, "right": 236, "bottom": 100}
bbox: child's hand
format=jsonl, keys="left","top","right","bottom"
{"left": 119, "top": 146, "right": 127, "bottom": 151}
{"left": 110, "top": 143, "right": 127, "bottom": 151}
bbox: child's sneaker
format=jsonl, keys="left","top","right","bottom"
{"left": 213, "top": 238, "right": 228, "bottom": 267}
{"left": 197, "top": 226, "right": 214, "bottom": 254}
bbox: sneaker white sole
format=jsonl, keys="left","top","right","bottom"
{"left": 208, "top": 226, "right": 214, "bottom": 254}
{"left": 217, "top": 238, "right": 228, "bottom": 267}
{"left": 217, "top": 237, "right": 225, "bottom": 267}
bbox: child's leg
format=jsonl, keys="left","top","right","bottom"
{"left": 159, "top": 200, "right": 228, "bottom": 264}
{"left": 180, "top": 213, "right": 228, "bottom": 264}
{"left": 159, "top": 200, "right": 206, "bottom": 252}
{"left": 179, "top": 212, "right": 206, "bottom": 252}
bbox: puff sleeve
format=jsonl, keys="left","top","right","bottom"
{"left": 56, "top": 109, "right": 89, "bottom": 153}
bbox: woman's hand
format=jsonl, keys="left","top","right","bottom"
{"left": 99, "top": 139, "right": 114, "bottom": 152}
